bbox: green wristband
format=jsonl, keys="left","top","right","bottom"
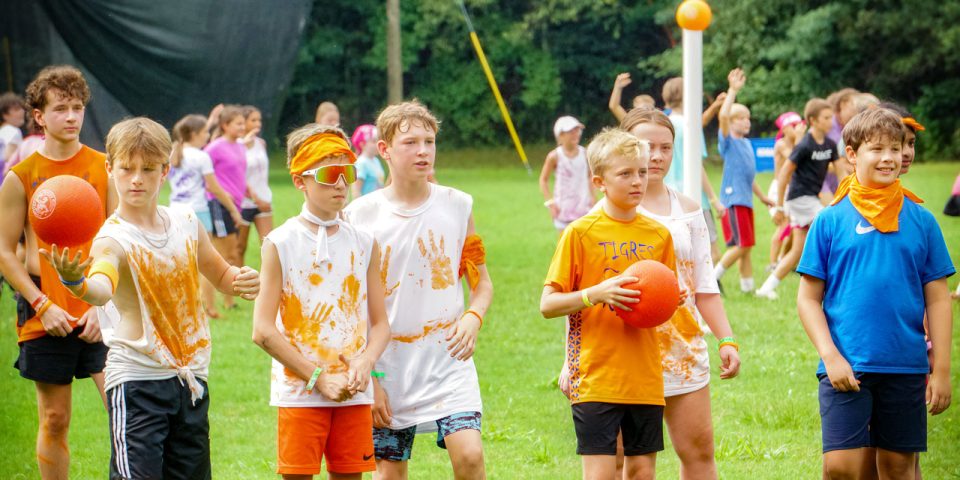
{"left": 305, "top": 366, "right": 323, "bottom": 390}
{"left": 717, "top": 336, "right": 736, "bottom": 344}
{"left": 371, "top": 370, "right": 386, "bottom": 378}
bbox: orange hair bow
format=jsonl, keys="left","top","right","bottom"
{"left": 901, "top": 117, "right": 925, "bottom": 132}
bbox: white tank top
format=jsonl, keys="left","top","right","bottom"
{"left": 638, "top": 188, "right": 720, "bottom": 396}
{"left": 242, "top": 138, "right": 272, "bottom": 209}
{"left": 97, "top": 205, "right": 210, "bottom": 403}
{"left": 345, "top": 184, "right": 481, "bottom": 430}
{"left": 265, "top": 217, "right": 374, "bottom": 407}
{"left": 553, "top": 145, "right": 593, "bottom": 223}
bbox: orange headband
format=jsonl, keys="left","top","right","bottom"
{"left": 902, "top": 117, "right": 925, "bottom": 132}
{"left": 289, "top": 133, "right": 357, "bottom": 176}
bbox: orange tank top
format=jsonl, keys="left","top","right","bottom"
{"left": 12, "top": 145, "right": 109, "bottom": 342}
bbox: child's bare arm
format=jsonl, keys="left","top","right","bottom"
{"left": 197, "top": 225, "right": 259, "bottom": 299}
{"left": 798, "top": 275, "right": 859, "bottom": 392}
{"left": 540, "top": 275, "right": 640, "bottom": 319}
{"left": 752, "top": 181, "right": 773, "bottom": 207}
{"left": 345, "top": 241, "right": 391, "bottom": 393}
{"left": 702, "top": 92, "right": 726, "bottom": 127}
{"left": 446, "top": 215, "right": 493, "bottom": 361}
{"left": 718, "top": 68, "right": 745, "bottom": 137}
{"left": 924, "top": 277, "right": 952, "bottom": 414}
{"left": 608, "top": 73, "right": 631, "bottom": 122}
{"left": 701, "top": 167, "right": 723, "bottom": 215}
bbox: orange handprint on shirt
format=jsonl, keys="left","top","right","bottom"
{"left": 417, "top": 230, "right": 455, "bottom": 290}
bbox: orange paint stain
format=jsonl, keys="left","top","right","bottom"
{"left": 308, "top": 273, "right": 323, "bottom": 286}
{"left": 380, "top": 244, "right": 400, "bottom": 296}
{"left": 392, "top": 316, "right": 457, "bottom": 343}
{"left": 417, "top": 230, "right": 454, "bottom": 290}
{"left": 129, "top": 240, "right": 209, "bottom": 367}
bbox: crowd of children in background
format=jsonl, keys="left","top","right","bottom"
{"left": 0, "top": 59, "right": 955, "bottom": 480}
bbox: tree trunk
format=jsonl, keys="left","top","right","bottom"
{"left": 386, "top": 0, "right": 402, "bottom": 104}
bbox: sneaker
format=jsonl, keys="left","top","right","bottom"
{"left": 755, "top": 288, "right": 778, "bottom": 300}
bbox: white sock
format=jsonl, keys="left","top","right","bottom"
{"left": 740, "top": 277, "right": 755, "bottom": 292}
{"left": 759, "top": 275, "right": 780, "bottom": 293}
{"left": 714, "top": 264, "right": 727, "bottom": 280}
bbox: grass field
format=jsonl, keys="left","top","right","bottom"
{"left": 1, "top": 145, "right": 959, "bottom": 479}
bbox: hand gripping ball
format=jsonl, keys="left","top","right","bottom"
{"left": 614, "top": 260, "right": 680, "bottom": 328}
{"left": 29, "top": 175, "right": 105, "bottom": 247}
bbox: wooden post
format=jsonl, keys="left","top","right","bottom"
{"left": 386, "top": 0, "right": 402, "bottom": 103}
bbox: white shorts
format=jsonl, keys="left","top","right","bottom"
{"left": 785, "top": 195, "right": 823, "bottom": 228}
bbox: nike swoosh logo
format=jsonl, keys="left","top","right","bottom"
{"left": 363, "top": 453, "right": 374, "bottom": 461}
{"left": 855, "top": 221, "right": 876, "bottom": 234}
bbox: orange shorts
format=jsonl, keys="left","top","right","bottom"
{"left": 277, "top": 404, "right": 375, "bottom": 475}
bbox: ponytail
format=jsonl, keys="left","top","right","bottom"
{"left": 170, "top": 114, "right": 208, "bottom": 168}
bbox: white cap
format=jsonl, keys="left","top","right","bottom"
{"left": 553, "top": 115, "right": 584, "bottom": 138}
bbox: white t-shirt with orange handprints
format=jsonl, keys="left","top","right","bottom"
{"left": 266, "top": 218, "right": 374, "bottom": 407}
{"left": 345, "top": 184, "right": 482, "bottom": 431}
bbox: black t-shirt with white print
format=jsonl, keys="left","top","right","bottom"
{"left": 787, "top": 132, "right": 838, "bottom": 200}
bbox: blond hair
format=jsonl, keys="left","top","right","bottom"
{"left": 730, "top": 104, "right": 750, "bottom": 119}
{"left": 632, "top": 94, "right": 655, "bottom": 109}
{"left": 106, "top": 117, "right": 172, "bottom": 167}
{"left": 621, "top": 106, "right": 675, "bottom": 139}
{"left": 842, "top": 108, "right": 904, "bottom": 153}
{"left": 315, "top": 101, "right": 339, "bottom": 123}
{"left": 662, "top": 77, "right": 683, "bottom": 109}
{"left": 285, "top": 123, "right": 352, "bottom": 170}
{"left": 376, "top": 99, "right": 440, "bottom": 145}
{"left": 586, "top": 128, "right": 650, "bottom": 176}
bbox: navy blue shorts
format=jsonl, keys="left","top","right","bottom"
{"left": 572, "top": 402, "right": 664, "bottom": 456}
{"left": 818, "top": 372, "right": 927, "bottom": 453}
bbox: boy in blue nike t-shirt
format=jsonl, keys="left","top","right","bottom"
{"left": 797, "top": 108, "right": 954, "bottom": 479}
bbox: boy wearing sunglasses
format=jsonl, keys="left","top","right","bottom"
{"left": 252, "top": 124, "right": 390, "bottom": 479}
{"left": 345, "top": 101, "right": 493, "bottom": 479}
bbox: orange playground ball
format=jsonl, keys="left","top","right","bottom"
{"left": 29, "top": 175, "right": 104, "bottom": 247}
{"left": 615, "top": 260, "right": 680, "bottom": 328}
{"left": 676, "top": 0, "right": 712, "bottom": 31}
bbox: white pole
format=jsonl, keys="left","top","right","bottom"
{"left": 682, "top": 29, "right": 703, "bottom": 202}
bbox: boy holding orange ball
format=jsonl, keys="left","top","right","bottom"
{"left": 0, "top": 65, "right": 116, "bottom": 479}
{"left": 540, "top": 128, "right": 677, "bottom": 480}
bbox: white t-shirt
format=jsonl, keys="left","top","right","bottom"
{"left": 0, "top": 124, "right": 24, "bottom": 163}
{"left": 638, "top": 188, "right": 719, "bottom": 396}
{"left": 97, "top": 205, "right": 211, "bottom": 404}
{"left": 242, "top": 138, "right": 272, "bottom": 209}
{"left": 265, "top": 218, "right": 375, "bottom": 407}
{"left": 168, "top": 146, "right": 214, "bottom": 213}
{"left": 345, "top": 184, "right": 482, "bottom": 430}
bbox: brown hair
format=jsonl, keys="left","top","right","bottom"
{"left": 620, "top": 106, "right": 675, "bottom": 139}
{"left": 0, "top": 92, "right": 24, "bottom": 118}
{"left": 242, "top": 105, "right": 260, "bottom": 119}
{"left": 827, "top": 88, "right": 859, "bottom": 112}
{"left": 661, "top": 77, "right": 683, "bottom": 109}
{"left": 632, "top": 94, "right": 655, "bottom": 109}
{"left": 218, "top": 105, "right": 244, "bottom": 128}
{"left": 376, "top": 99, "right": 440, "bottom": 145}
{"left": 286, "top": 123, "right": 352, "bottom": 170}
{"left": 586, "top": 127, "right": 650, "bottom": 176}
{"left": 25, "top": 65, "right": 90, "bottom": 112}
{"left": 803, "top": 98, "right": 832, "bottom": 122}
{"left": 842, "top": 108, "right": 905, "bottom": 153}
{"left": 105, "top": 117, "right": 173, "bottom": 167}
{"left": 170, "top": 114, "right": 208, "bottom": 168}
{"left": 315, "top": 101, "right": 339, "bottom": 123}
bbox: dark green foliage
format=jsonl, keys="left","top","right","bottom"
{"left": 283, "top": 0, "right": 960, "bottom": 159}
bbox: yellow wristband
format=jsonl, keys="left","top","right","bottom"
{"left": 718, "top": 341, "right": 740, "bottom": 352}
{"left": 89, "top": 260, "right": 119, "bottom": 294}
{"left": 581, "top": 289, "right": 594, "bottom": 308}
{"left": 35, "top": 298, "right": 52, "bottom": 318}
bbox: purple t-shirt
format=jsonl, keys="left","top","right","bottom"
{"left": 204, "top": 138, "right": 246, "bottom": 209}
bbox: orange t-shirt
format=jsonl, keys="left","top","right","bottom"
{"left": 544, "top": 208, "right": 676, "bottom": 406}
{"left": 11, "top": 145, "right": 109, "bottom": 342}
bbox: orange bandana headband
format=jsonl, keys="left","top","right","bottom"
{"left": 902, "top": 117, "right": 925, "bottom": 132}
{"left": 289, "top": 133, "right": 357, "bottom": 176}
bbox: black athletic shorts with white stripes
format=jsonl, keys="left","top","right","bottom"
{"left": 108, "top": 378, "right": 211, "bottom": 480}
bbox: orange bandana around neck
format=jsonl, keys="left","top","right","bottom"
{"left": 289, "top": 133, "right": 357, "bottom": 176}
{"left": 831, "top": 174, "right": 923, "bottom": 233}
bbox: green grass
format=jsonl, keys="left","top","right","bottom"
{"left": 2, "top": 154, "right": 960, "bottom": 479}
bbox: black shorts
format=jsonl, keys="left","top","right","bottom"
{"left": 818, "top": 372, "right": 927, "bottom": 453}
{"left": 240, "top": 206, "right": 271, "bottom": 224}
{"left": 15, "top": 274, "right": 42, "bottom": 328}
{"left": 208, "top": 199, "right": 237, "bottom": 238}
{"left": 571, "top": 402, "right": 664, "bottom": 456}
{"left": 108, "top": 378, "right": 211, "bottom": 480}
{"left": 14, "top": 329, "right": 107, "bottom": 385}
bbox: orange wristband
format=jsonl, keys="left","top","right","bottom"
{"left": 35, "top": 298, "right": 53, "bottom": 318}
{"left": 463, "top": 309, "right": 483, "bottom": 328}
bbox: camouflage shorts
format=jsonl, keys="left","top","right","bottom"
{"left": 372, "top": 411, "right": 482, "bottom": 461}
